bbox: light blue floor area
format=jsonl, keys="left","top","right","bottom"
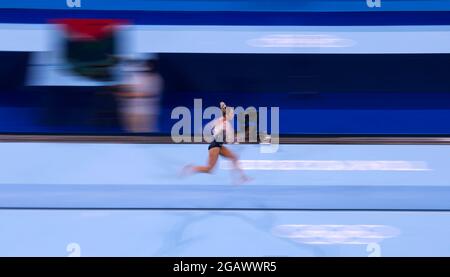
{"left": 1, "top": 142, "right": 450, "bottom": 256}
{"left": 0, "top": 209, "right": 449, "bottom": 257}
{"left": 1, "top": 142, "right": 450, "bottom": 209}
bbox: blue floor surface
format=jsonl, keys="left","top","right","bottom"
{"left": 1, "top": 142, "right": 450, "bottom": 256}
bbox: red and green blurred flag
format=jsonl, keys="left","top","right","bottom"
{"left": 52, "top": 19, "right": 126, "bottom": 82}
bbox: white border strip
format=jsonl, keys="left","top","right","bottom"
{"left": 1, "top": 24, "right": 450, "bottom": 53}
{"left": 221, "top": 160, "right": 430, "bottom": 171}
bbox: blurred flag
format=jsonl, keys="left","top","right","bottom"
{"left": 52, "top": 19, "right": 126, "bottom": 81}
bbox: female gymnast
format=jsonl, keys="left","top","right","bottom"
{"left": 183, "top": 102, "right": 249, "bottom": 184}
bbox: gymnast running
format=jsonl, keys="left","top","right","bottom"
{"left": 183, "top": 102, "right": 250, "bottom": 183}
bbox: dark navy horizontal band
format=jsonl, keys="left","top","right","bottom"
{"left": 1, "top": 9, "right": 450, "bottom": 25}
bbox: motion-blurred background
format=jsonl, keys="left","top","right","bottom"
{"left": 2, "top": 0, "right": 450, "bottom": 135}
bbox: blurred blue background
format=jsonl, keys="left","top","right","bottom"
{"left": 0, "top": 2, "right": 450, "bottom": 135}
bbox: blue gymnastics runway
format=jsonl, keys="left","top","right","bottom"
{"left": 0, "top": 142, "right": 450, "bottom": 256}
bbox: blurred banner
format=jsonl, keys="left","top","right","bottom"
{"left": 1, "top": 0, "right": 450, "bottom": 12}
{"left": 53, "top": 19, "right": 124, "bottom": 82}
{"left": 4, "top": 25, "right": 450, "bottom": 54}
